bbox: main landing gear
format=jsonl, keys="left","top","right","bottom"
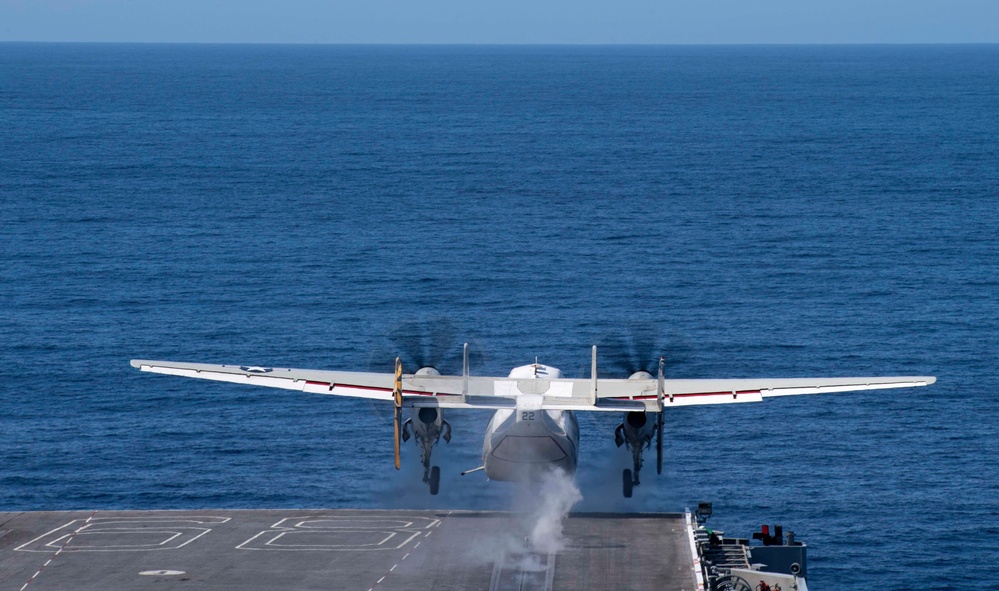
{"left": 402, "top": 406, "right": 451, "bottom": 496}
{"left": 613, "top": 357, "right": 666, "bottom": 498}
{"left": 614, "top": 409, "right": 664, "bottom": 498}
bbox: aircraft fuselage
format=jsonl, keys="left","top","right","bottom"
{"left": 480, "top": 363, "right": 580, "bottom": 481}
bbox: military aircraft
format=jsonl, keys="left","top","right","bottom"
{"left": 130, "top": 346, "right": 935, "bottom": 497}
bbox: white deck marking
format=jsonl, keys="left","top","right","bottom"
{"left": 268, "top": 515, "right": 439, "bottom": 530}
{"left": 265, "top": 530, "right": 397, "bottom": 548}
{"left": 685, "top": 511, "right": 707, "bottom": 591}
{"left": 361, "top": 510, "right": 452, "bottom": 591}
{"left": 15, "top": 516, "right": 229, "bottom": 553}
{"left": 489, "top": 549, "right": 558, "bottom": 591}
{"left": 238, "top": 519, "right": 424, "bottom": 551}
{"left": 20, "top": 511, "right": 96, "bottom": 590}
{"left": 296, "top": 518, "right": 415, "bottom": 529}
{"left": 47, "top": 529, "right": 185, "bottom": 550}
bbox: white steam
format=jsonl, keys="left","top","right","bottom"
{"left": 461, "top": 468, "right": 583, "bottom": 572}
{"left": 520, "top": 468, "right": 583, "bottom": 553}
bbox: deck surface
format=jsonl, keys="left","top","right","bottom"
{"left": 0, "top": 510, "right": 695, "bottom": 591}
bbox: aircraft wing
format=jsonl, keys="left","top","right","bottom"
{"left": 589, "top": 375, "right": 936, "bottom": 411}
{"left": 131, "top": 359, "right": 934, "bottom": 412}
{"left": 131, "top": 359, "right": 521, "bottom": 409}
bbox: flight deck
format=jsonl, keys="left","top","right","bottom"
{"left": 0, "top": 510, "right": 699, "bottom": 591}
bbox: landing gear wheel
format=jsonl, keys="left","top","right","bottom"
{"left": 623, "top": 469, "right": 633, "bottom": 498}
{"left": 429, "top": 466, "right": 441, "bottom": 496}
{"left": 714, "top": 575, "right": 752, "bottom": 591}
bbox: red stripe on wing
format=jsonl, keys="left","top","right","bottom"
{"left": 329, "top": 382, "right": 457, "bottom": 397}
{"left": 614, "top": 390, "right": 762, "bottom": 401}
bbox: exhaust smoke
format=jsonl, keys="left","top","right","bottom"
{"left": 518, "top": 468, "right": 583, "bottom": 554}
{"left": 461, "top": 468, "right": 583, "bottom": 572}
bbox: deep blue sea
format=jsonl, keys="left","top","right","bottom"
{"left": 1, "top": 44, "right": 997, "bottom": 589}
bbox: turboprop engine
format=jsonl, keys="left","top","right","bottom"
{"left": 613, "top": 363, "right": 665, "bottom": 498}
{"left": 401, "top": 366, "right": 452, "bottom": 495}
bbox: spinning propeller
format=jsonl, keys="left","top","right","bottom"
{"left": 383, "top": 319, "right": 480, "bottom": 375}
{"left": 603, "top": 325, "right": 685, "bottom": 495}
{"left": 377, "top": 319, "right": 471, "bottom": 495}
{"left": 393, "top": 357, "right": 403, "bottom": 470}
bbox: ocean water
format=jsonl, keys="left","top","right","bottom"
{"left": 1, "top": 44, "right": 997, "bottom": 590}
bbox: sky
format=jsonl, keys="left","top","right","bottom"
{"left": 1, "top": 0, "right": 997, "bottom": 44}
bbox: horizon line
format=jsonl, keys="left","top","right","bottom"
{"left": 2, "top": 41, "right": 997, "bottom": 47}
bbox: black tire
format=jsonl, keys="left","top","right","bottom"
{"left": 429, "top": 466, "right": 441, "bottom": 495}
{"left": 623, "top": 469, "right": 633, "bottom": 498}
{"left": 715, "top": 575, "right": 752, "bottom": 591}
